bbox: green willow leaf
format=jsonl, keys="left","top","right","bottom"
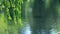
{"left": 0, "top": 0, "right": 23, "bottom": 34}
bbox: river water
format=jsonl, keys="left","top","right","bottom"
{"left": 20, "top": 21, "right": 60, "bottom": 34}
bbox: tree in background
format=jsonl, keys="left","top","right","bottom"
{"left": 31, "top": 0, "right": 58, "bottom": 34}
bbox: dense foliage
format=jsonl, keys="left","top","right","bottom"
{"left": 0, "top": 0, "right": 23, "bottom": 34}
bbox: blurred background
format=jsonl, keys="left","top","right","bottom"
{"left": 0, "top": 0, "right": 60, "bottom": 34}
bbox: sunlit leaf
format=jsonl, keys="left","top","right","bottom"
{"left": 2, "top": 4, "right": 5, "bottom": 8}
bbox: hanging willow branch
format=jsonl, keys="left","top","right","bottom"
{"left": 0, "top": 0, "right": 23, "bottom": 34}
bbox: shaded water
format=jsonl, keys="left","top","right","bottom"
{"left": 21, "top": 0, "right": 60, "bottom": 34}
{"left": 20, "top": 21, "right": 60, "bottom": 34}
{"left": 20, "top": 24, "right": 31, "bottom": 34}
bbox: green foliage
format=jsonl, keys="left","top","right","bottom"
{"left": 0, "top": 0, "right": 23, "bottom": 34}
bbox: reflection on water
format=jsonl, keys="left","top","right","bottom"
{"left": 25, "top": 24, "right": 31, "bottom": 34}
{"left": 20, "top": 22, "right": 58, "bottom": 34}
{"left": 41, "top": 29, "right": 46, "bottom": 34}
{"left": 20, "top": 21, "right": 60, "bottom": 34}
{"left": 50, "top": 29, "right": 57, "bottom": 34}
{"left": 21, "top": 19, "right": 60, "bottom": 34}
{"left": 21, "top": 23, "right": 31, "bottom": 34}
